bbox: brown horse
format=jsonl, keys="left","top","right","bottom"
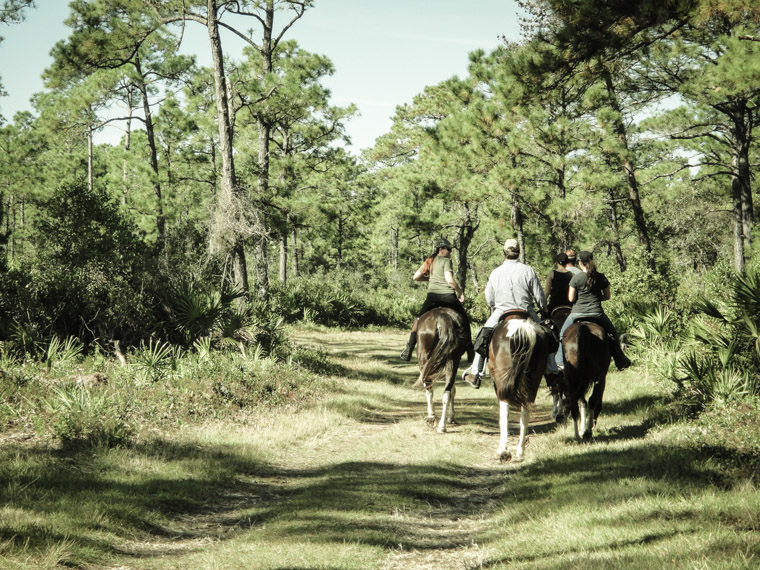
{"left": 558, "top": 320, "right": 611, "bottom": 441}
{"left": 487, "top": 313, "right": 558, "bottom": 461}
{"left": 549, "top": 306, "right": 572, "bottom": 418}
{"left": 413, "top": 307, "right": 469, "bottom": 433}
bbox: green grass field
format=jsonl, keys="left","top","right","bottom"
{"left": 0, "top": 326, "right": 757, "bottom": 569}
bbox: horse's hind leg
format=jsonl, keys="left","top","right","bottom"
{"left": 579, "top": 399, "right": 593, "bottom": 441}
{"left": 425, "top": 386, "right": 436, "bottom": 427}
{"left": 570, "top": 401, "right": 581, "bottom": 441}
{"left": 514, "top": 405, "right": 531, "bottom": 462}
{"left": 496, "top": 400, "right": 511, "bottom": 461}
{"left": 446, "top": 385, "right": 457, "bottom": 425}
{"left": 437, "top": 390, "right": 451, "bottom": 433}
{"left": 589, "top": 379, "right": 606, "bottom": 430}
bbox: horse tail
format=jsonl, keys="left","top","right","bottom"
{"left": 497, "top": 320, "right": 538, "bottom": 406}
{"left": 577, "top": 322, "right": 607, "bottom": 393}
{"left": 414, "top": 310, "right": 457, "bottom": 388}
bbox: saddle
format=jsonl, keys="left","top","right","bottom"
{"left": 574, "top": 315, "right": 603, "bottom": 326}
{"left": 551, "top": 305, "right": 572, "bottom": 319}
{"left": 497, "top": 309, "right": 530, "bottom": 323}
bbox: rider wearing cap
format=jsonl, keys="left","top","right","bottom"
{"left": 400, "top": 237, "right": 472, "bottom": 361}
{"left": 462, "top": 238, "right": 561, "bottom": 388}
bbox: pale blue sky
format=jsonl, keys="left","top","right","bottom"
{"left": 0, "top": 0, "right": 522, "bottom": 152}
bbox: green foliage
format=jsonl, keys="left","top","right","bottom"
{"left": 688, "top": 396, "right": 760, "bottom": 478}
{"left": 44, "top": 384, "right": 133, "bottom": 448}
{"left": 44, "top": 335, "right": 84, "bottom": 371}
{"left": 131, "top": 338, "right": 177, "bottom": 383}
{"left": 267, "top": 270, "right": 417, "bottom": 328}
{"left": 605, "top": 248, "right": 677, "bottom": 332}
{"left": 631, "top": 268, "right": 760, "bottom": 413}
{"left": 160, "top": 278, "right": 246, "bottom": 347}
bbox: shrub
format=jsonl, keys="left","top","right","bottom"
{"left": 44, "top": 385, "right": 133, "bottom": 448}
{"left": 268, "top": 270, "right": 416, "bottom": 328}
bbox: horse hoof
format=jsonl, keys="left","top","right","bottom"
{"left": 582, "top": 431, "right": 593, "bottom": 442}
{"left": 555, "top": 413, "right": 566, "bottom": 424}
{"left": 437, "top": 426, "right": 447, "bottom": 434}
{"left": 497, "top": 449, "right": 512, "bottom": 462}
{"left": 426, "top": 416, "right": 436, "bottom": 427}
{"left": 448, "top": 419, "right": 459, "bottom": 426}
{"left": 513, "top": 454, "right": 525, "bottom": 463}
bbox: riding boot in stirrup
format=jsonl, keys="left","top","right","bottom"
{"left": 400, "top": 331, "right": 417, "bottom": 361}
{"left": 609, "top": 334, "right": 632, "bottom": 370}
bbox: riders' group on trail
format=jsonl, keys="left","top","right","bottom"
{"left": 401, "top": 237, "right": 632, "bottom": 385}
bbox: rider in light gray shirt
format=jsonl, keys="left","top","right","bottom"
{"left": 463, "top": 238, "right": 560, "bottom": 388}
{"left": 484, "top": 256, "right": 546, "bottom": 323}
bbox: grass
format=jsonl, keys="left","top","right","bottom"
{"left": 0, "top": 326, "right": 758, "bottom": 568}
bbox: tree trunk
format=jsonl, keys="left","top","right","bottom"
{"left": 252, "top": 0, "right": 276, "bottom": 296}
{"left": 511, "top": 193, "right": 525, "bottom": 264}
{"left": 279, "top": 226, "right": 287, "bottom": 284}
{"left": 87, "top": 124, "right": 94, "bottom": 193}
{"left": 469, "top": 262, "right": 480, "bottom": 294}
{"left": 292, "top": 225, "right": 300, "bottom": 278}
{"left": 134, "top": 53, "right": 165, "bottom": 245}
{"left": 601, "top": 67, "right": 654, "bottom": 269}
{"left": 122, "top": 104, "right": 132, "bottom": 206}
{"left": 207, "top": 0, "right": 248, "bottom": 293}
{"left": 606, "top": 188, "right": 627, "bottom": 272}
{"left": 729, "top": 108, "right": 753, "bottom": 273}
{"left": 731, "top": 173, "right": 745, "bottom": 274}
{"left": 390, "top": 225, "right": 399, "bottom": 269}
{"left": 455, "top": 204, "right": 476, "bottom": 294}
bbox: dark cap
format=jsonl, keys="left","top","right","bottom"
{"left": 578, "top": 250, "right": 594, "bottom": 263}
{"left": 555, "top": 252, "right": 568, "bottom": 265}
{"left": 435, "top": 237, "right": 453, "bottom": 250}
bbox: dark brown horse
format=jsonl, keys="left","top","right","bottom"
{"left": 549, "top": 306, "right": 572, "bottom": 418}
{"left": 558, "top": 320, "right": 611, "bottom": 441}
{"left": 487, "top": 313, "right": 558, "bottom": 461}
{"left": 413, "top": 307, "right": 469, "bottom": 433}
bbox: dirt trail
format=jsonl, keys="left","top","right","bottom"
{"left": 289, "top": 327, "right": 558, "bottom": 570}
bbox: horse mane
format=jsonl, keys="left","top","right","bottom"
{"left": 495, "top": 320, "right": 538, "bottom": 406}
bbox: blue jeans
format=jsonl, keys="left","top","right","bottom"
{"left": 555, "top": 312, "right": 617, "bottom": 368}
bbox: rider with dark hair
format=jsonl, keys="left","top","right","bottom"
{"left": 565, "top": 249, "right": 581, "bottom": 275}
{"left": 400, "top": 238, "right": 472, "bottom": 361}
{"left": 555, "top": 250, "right": 632, "bottom": 370}
{"left": 545, "top": 252, "right": 573, "bottom": 314}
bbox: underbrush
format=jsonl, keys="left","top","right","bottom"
{"left": 627, "top": 266, "right": 760, "bottom": 483}
{"left": 690, "top": 397, "right": 760, "bottom": 481}
{"left": 266, "top": 270, "right": 420, "bottom": 328}
{"left": 0, "top": 340, "right": 336, "bottom": 449}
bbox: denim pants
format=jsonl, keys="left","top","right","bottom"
{"left": 554, "top": 312, "right": 617, "bottom": 367}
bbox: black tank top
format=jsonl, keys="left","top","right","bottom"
{"left": 548, "top": 270, "right": 572, "bottom": 310}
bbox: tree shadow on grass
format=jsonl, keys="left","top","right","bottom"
{"left": 0, "top": 421, "right": 733, "bottom": 568}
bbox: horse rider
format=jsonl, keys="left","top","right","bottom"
{"left": 462, "top": 238, "right": 562, "bottom": 389}
{"left": 565, "top": 249, "right": 582, "bottom": 275}
{"left": 545, "top": 252, "right": 573, "bottom": 314}
{"left": 554, "top": 250, "right": 632, "bottom": 371}
{"left": 400, "top": 237, "right": 473, "bottom": 361}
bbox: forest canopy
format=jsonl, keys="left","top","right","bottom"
{"left": 0, "top": 0, "right": 758, "bottom": 352}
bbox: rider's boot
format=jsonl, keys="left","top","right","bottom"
{"left": 462, "top": 354, "right": 485, "bottom": 389}
{"left": 400, "top": 319, "right": 419, "bottom": 361}
{"left": 608, "top": 334, "right": 632, "bottom": 370}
